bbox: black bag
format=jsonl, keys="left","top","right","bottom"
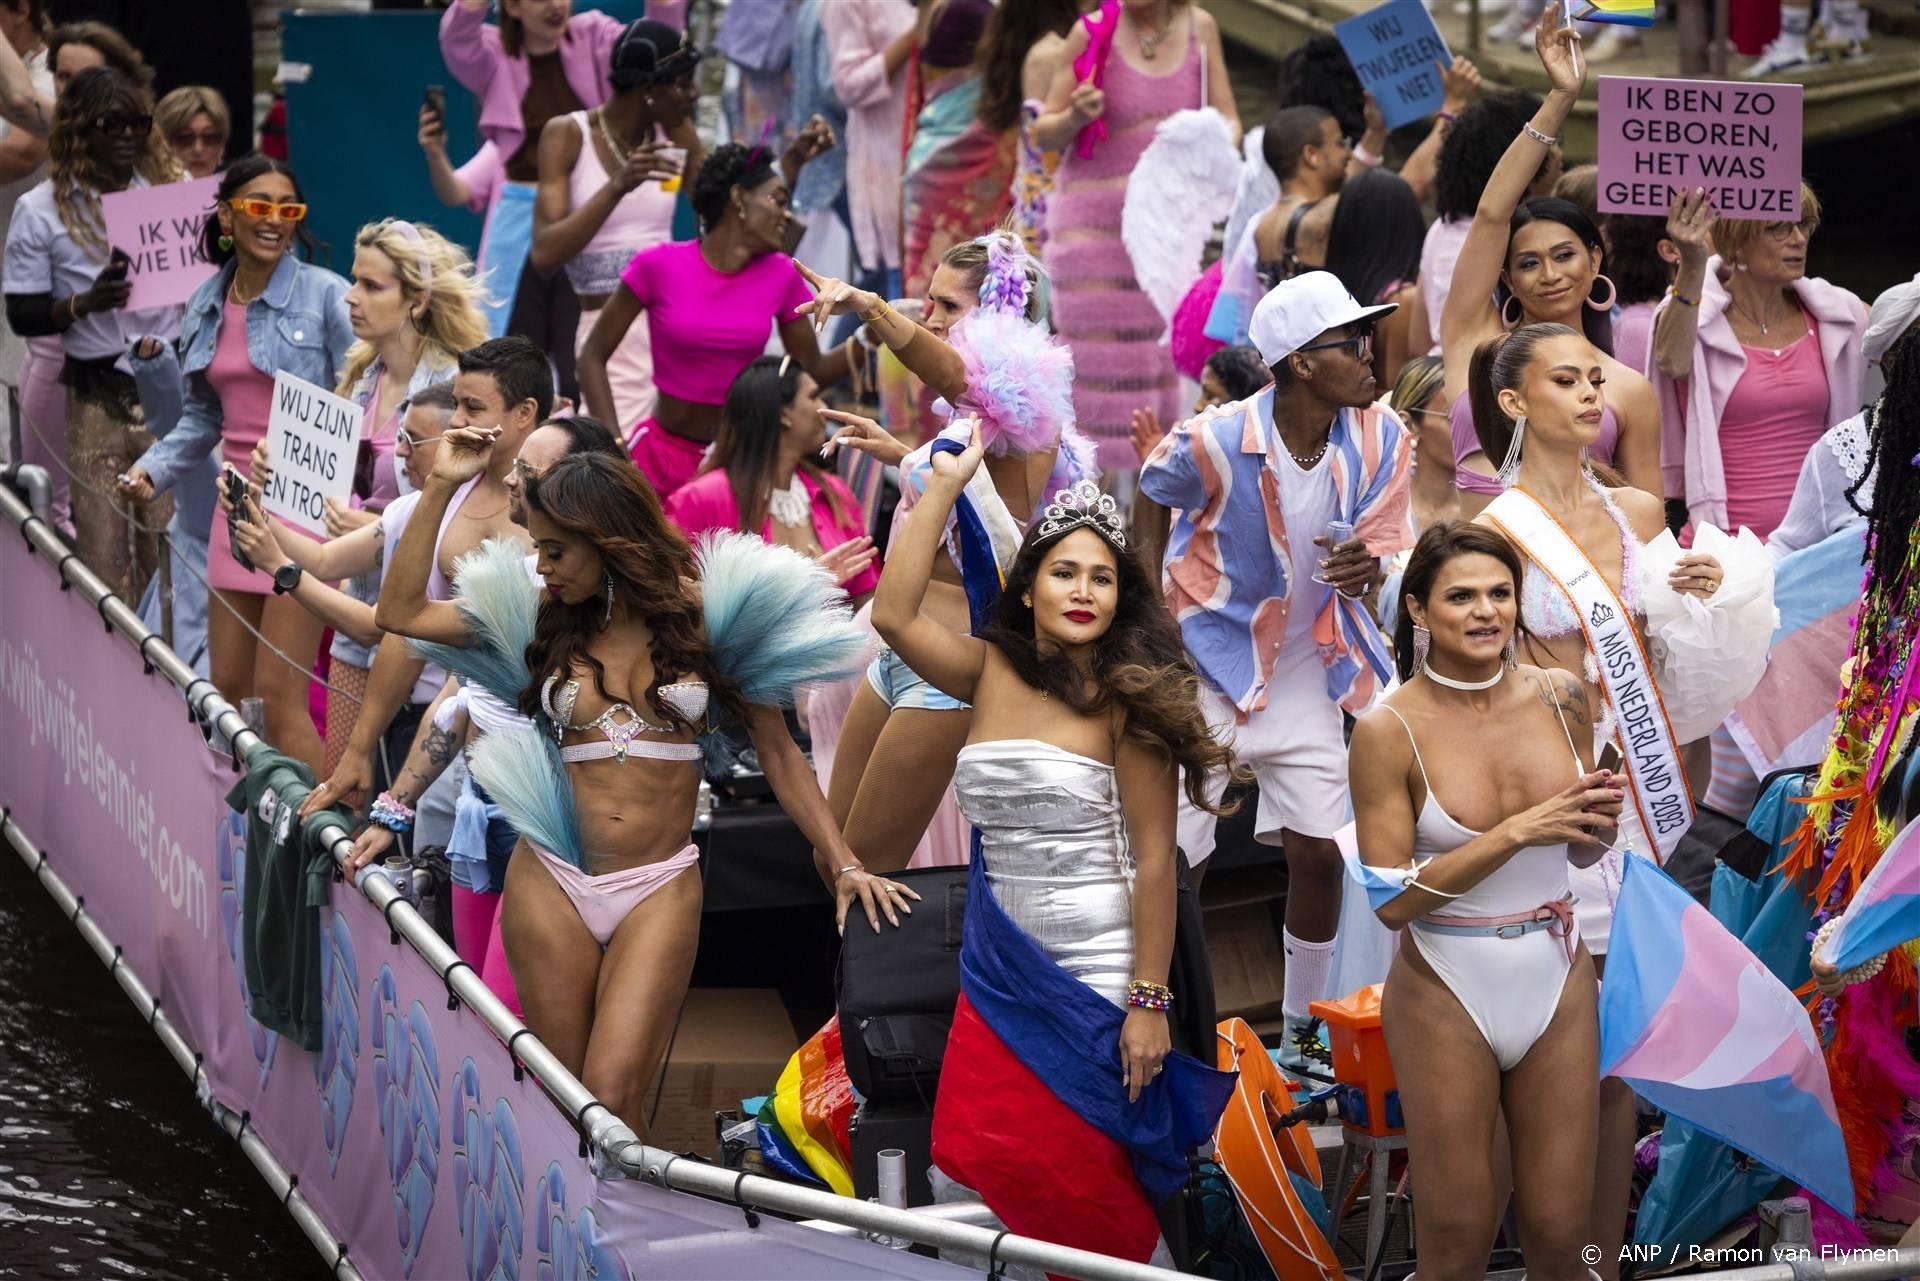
{"left": 835, "top": 861, "right": 1217, "bottom": 1103}
{"left": 836, "top": 865, "right": 968, "bottom": 1105}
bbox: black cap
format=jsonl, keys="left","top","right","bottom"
{"left": 610, "top": 19, "right": 700, "bottom": 90}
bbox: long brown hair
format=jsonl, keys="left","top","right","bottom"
{"left": 708, "top": 356, "right": 848, "bottom": 533}
{"left": 49, "top": 67, "right": 181, "bottom": 257}
{"left": 519, "top": 454, "right": 743, "bottom": 729}
{"left": 974, "top": 0, "right": 1080, "bottom": 133}
{"left": 981, "top": 523, "right": 1248, "bottom": 813}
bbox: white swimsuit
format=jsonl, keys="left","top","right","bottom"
{"left": 1381, "top": 700, "right": 1589, "bottom": 1071}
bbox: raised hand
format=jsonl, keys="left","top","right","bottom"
{"left": 1439, "top": 56, "right": 1482, "bottom": 114}
{"left": 815, "top": 536, "right": 877, "bottom": 586}
{"left": 430, "top": 425, "right": 499, "bottom": 484}
{"left": 417, "top": 102, "right": 446, "bottom": 155}
{"left": 1129, "top": 407, "right": 1165, "bottom": 464}
{"left": 927, "top": 419, "right": 985, "bottom": 487}
{"left": 792, "top": 259, "right": 883, "bottom": 334}
{"left": 784, "top": 114, "right": 837, "bottom": 169}
{"left": 1665, "top": 187, "right": 1716, "bottom": 265}
{"left": 1534, "top": 14, "right": 1585, "bottom": 98}
{"left": 820, "top": 408, "right": 910, "bottom": 467}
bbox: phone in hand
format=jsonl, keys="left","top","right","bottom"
{"left": 423, "top": 84, "right": 446, "bottom": 124}
{"left": 223, "top": 465, "right": 254, "bottom": 571}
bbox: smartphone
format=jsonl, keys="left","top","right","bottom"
{"left": 223, "top": 465, "right": 254, "bottom": 571}
{"left": 106, "top": 246, "right": 132, "bottom": 277}
{"left": 423, "top": 84, "right": 446, "bottom": 124}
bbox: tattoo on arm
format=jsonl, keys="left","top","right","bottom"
{"left": 421, "top": 724, "right": 455, "bottom": 767}
{"left": 1534, "top": 671, "right": 1591, "bottom": 727}
{"left": 372, "top": 537, "right": 385, "bottom": 574}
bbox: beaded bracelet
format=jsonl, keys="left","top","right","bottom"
{"left": 1126, "top": 980, "right": 1174, "bottom": 1012}
{"left": 368, "top": 791, "right": 415, "bottom": 834}
{"left": 1670, "top": 287, "right": 1699, "bottom": 308}
{"left": 1809, "top": 917, "right": 1887, "bottom": 989}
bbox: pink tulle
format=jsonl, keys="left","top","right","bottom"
{"left": 1171, "top": 260, "right": 1226, "bottom": 382}
{"left": 951, "top": 309, "right": 1076, "bottom": 456}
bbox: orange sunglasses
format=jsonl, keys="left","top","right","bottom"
{"left": 227, "top": 197, "right": 308, "bottom": 222}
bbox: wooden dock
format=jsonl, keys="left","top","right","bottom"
{"left": 1210, "top": 0, "right": 1920, "bottom": 159}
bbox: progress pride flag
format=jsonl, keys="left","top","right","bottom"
{"left": 1596, "top": 76, "right": 1803, "bottom": 218}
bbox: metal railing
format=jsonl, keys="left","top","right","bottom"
{"left": 0, "top": 477, "right": 1188, "bottom": 1281}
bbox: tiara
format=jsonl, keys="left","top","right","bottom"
{"left": 1035, "top": 479, "right": 1125, "bottom": 551}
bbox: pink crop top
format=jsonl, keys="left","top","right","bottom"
{"left": 618, "top": 240, "right": 815, "bottom": 405}
{"left": 1449, "top": 390, "right": 1619, "bottom": 498}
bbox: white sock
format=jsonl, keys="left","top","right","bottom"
{"left": 1821, "top": 0, "right": 1866, "bottom": 40}
{"left": 1281, "top": 929, "right": 1336, "bottom": 1020}
{"left": 1778, "top": 4, "right": 1811, "bottom": 41}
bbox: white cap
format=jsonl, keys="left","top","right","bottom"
{"left": 1861, "top": 271, "right": 1920, "bottom": 402}
{"left": 1249, "top": 271, "right": 1398, "bottom": 367}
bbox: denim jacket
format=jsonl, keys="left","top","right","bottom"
{"left": 127, "top": 342, "right": 217, "bottom": 538}
{"left": 134, "top": 253, "right": 353, "bottom": 495}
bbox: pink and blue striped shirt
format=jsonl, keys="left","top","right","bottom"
{"left": 1139, "top": 387, "right": 1414, "bottom": 718}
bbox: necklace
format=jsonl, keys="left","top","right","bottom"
{"left": 1730, "top": 290, "right": 1786, "bottom": 338}
{"left": 767, "top": 474, "right": 809, "bottom": 526}
{"left": 1133, "top": 5, "right": 1173, "bottom": 58}
{"left": 595, "top": 106, "right": 634, "bottom": 164}
{"left": 1422, "top": 663, "right": 1505, "bottom": 692}
{"left": 1287, "top": 438, "right": 1329, "bottom": 469}
{"left": 228, "top": 274, "right": 268, "bottom": 307}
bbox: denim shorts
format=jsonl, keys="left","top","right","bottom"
{"left": 865, "top": 645, "right": 969, "bottom": 712}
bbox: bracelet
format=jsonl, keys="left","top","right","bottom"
{"left": 833, "top": 863, "right": 864, "bottom": 881}
{"left": 1522, "top": 121, "right": 1559, "bottom": 148}
{"left": 1809, "top": 917, "right": 1887, "bottom": 989}
{"left": 1436, "top": 110, "right": 1457, "bottom": 123}
{"left": 1669, "top": 287, "right": 1699, "bottom": 308}
{"left": 368, "top": 791, "right": 415, "bottom": 833}
{"left": 1126, "top": 980, "right": 1174, "bottom": 1012}
{"left": 856, "top": 299, "right": 892, "bottom": 325}
{"left": 1353, "top": 143, "right": 1384, "bottom": 169}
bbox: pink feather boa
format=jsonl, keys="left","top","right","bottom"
{"left": 1801, "top": 972, "right": 1920, "bottom": 1246}
{"left": 949, "top": 309, "right": 1076, "bottom": 456}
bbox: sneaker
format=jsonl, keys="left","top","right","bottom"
{"left": 1743, "top": 34, "right": 1815, "bottom": 76}
{"left": 1275, "top": 1014, "right": 1336, "bottom": 1081}
{"left": 1486, "top": 3, "right": 1544, "bottom": 42}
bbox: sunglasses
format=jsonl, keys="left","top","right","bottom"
{"left": 1299, "top": 331, "right": 1374, "bottom": 360}
{"left": 228, "top": 197, "right": 308, "bottom": 222}
{"left": 170, "top": 128, "right": 225, "bottom": 148}
{"left": 92, "top": 112, "right": 152, "bottom": 138}
{"left": 396, "top": 426, "right": 443, "bottom": 449}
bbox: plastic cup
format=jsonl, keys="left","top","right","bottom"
{"left": 657, "top": 146, "right": 687, "bottom": 194}
{"left": 1313, "top": 519, "right": 1356, "bottom": 586}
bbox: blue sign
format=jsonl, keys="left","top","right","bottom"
{"left": 1333, "top": 0, "right": 1454, "bottom": 131}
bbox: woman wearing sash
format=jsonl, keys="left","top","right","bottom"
{"left": 1350, "top": 520, "right": 1623, "bottom": 1281}
{"left": 1467, "top": 320, "right": 1738, "bottom": 1275}
{"left": 1436, "top": 20, "right": 1662, "bottom": 521}
{"left": 873, "top": 423, "right": 1236, "bottom": 1263}
{"left": 796, "top": 230, "right": 1093, "bottom": 874}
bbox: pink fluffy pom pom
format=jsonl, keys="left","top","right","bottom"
{"left": 1171, "top": 260, "right": 1226, "bottom": 382}
{"left": 951, "top": 310, "right": 1076, "bottom": 456}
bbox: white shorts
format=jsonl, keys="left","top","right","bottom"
{"left": 1178, "top": 678, "right": 1349, "bottom": 865}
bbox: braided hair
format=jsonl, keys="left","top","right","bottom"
{"left": 1845, "top": 322, "right": 1920, "bottom": 590}
{"left": 48, "top": 67, "right": 181, "bottom": 258}
{"left": 689, "top": 142, "right": 778, "bottom": 235}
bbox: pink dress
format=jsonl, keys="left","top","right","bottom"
{"left": 664, "top": 466, "right": 879, "bottom": 598}
{"left": 206, "top": 301, "right": 280, "bottom": 595}
{"left": 1719, "top": 314, "right": 1829, "bottom": 539}
{"left": 1044, "top": 19, "right": 1200, "bottom": 470}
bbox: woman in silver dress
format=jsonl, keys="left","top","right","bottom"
{"left": 869, "top": 423, "right": 1241, "bottom": 1264}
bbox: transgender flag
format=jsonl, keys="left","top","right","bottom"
{"left": 1601, "top": 855, "right": 1855, "bottom": 1214}
{"left": 1817, "top": 823, "right": 1920, "bottom": 973}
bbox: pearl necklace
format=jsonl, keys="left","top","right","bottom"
{"left": 1422, "top": 663, "right": 1505, "bottom": 691}
{"left": 767, "top": 475, "right": 809, "bottom": 527}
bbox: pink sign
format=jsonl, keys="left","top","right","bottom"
{"left": 100, "top": 175, "right": 222, "bottom": 311}
{"left": 1596, "top": 76, "right": 1803, "bottom": 219}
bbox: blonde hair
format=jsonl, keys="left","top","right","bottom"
{"left": 335, "top": 219, "right": 490, "bottom": 396}
{"left": 154, "top": 84, "right": 231, "bottom": 145}
{"left": 1711, "top": 182, "right": 1823, "bottom": 264}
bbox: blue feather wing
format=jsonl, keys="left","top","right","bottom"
{"left": 467, "top": 721, "right": 585, "bottom": 869}
{"left": 407, "top": 539, "right": 540, "bottom": 710}
{"left": 695, "top": 533, "right": 869, "bottom": 708}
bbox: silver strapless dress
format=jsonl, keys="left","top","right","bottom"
{"left": 952, "top": 739, "right": 1136, "bottom": 1007}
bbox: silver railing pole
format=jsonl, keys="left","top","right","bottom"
{"left": 0, "top": 480, "right": 1195, "bottom": 1281}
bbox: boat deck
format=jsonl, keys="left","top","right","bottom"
{"left": 1210, "top": 0, "right": 1920, "bottom": 159}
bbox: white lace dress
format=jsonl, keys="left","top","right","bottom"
{"left": 1767, "top": 411, "right": 1874, "bottom": 560}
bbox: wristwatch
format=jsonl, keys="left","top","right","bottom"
{"left": 272, "top": 562, "right": 303, "bottom": 595}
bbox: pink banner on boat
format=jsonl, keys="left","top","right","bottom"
{"left": 1596, "top": 76, "right": 1803, "bottom": 219}
{"left": 0, "top": 528, "right": 966, "bottom": 1280}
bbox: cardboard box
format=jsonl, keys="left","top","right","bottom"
{"left": 1205, "top": 901, "right": 1288, "bottom": 1022}
{"left": 649, "top": 988, "right": 798, "bottom": 1158}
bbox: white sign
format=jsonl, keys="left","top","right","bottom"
{"left": 263, "top": 371, "right": 362, "bottom": 532}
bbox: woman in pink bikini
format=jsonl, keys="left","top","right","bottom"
{"left": 378, "top": 434, "right": 913, "bottom": 1134}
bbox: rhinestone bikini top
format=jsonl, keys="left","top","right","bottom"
{"left": 540, "top": 673, "right": 709, "bottom": 764}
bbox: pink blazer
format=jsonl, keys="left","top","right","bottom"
{"left": 665, "top": 467, "right": 880, "bottom": 598}
{"left": 1648, "top": 260, "right": 1867, "bottom": 531}
{"left": 437, "top": 2, "right": 625, "bottom": 163}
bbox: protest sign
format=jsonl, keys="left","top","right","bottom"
{"left": 100, "top": 176, "right": 222, "bottom": 311}
{"left": 1334, "top": 0, "right": 1452, "bottom": 131}
{"left": 1596, "top": 76, "right": 1803, "bottom": 218}
{"left": 262, "top": 372, "right": 362, "bottom": 532}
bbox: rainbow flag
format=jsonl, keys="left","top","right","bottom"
{"left": 1574, "top": 0, "right": 1657, "bottom": 24}
{"left": 1601, "top": 855, "right": 1854, "bottom": 1215}
{"left": 1817, "top": 822, "right": 1920, "bottom": 973}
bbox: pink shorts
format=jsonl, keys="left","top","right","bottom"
{"left": 628, "top": 418, "right": 708, "bottom": 500}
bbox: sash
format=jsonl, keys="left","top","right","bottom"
{"left": 1484, "top": 487, "right": 1694, "bottom": 864}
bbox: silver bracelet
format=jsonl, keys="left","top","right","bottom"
{"left": 1523, "top": 121, "right": 1559, "bottom": 148}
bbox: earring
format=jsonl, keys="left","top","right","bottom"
{"left": 1495, "top": 415, "right": 1527, "bottom": 489}
{"left": 1501, "top": 294, "right": 1525, "bottom": 330}
{"left": 1503, "top": 633, "right": 1519, "bottom": 670}
{"left": 1021, "top": 594, "right": 1032, "bottom": 608}
{"left": 218, "top": 233, "right": 233, "bottom": 252}
{"left": 1587, "top": 274, "right": 1617, "bottom": 311}
{"left": 1411, "top": 624, "right": 1431, "bottom": 675}
{"left": 602, "top": 571, "right": 615, "bottom": 625}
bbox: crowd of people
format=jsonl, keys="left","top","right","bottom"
{"left": 0, "top": 1, "right": 1915, "bottom": 1276}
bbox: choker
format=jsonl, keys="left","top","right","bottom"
{"left": 1422, "top": 663, "right": 1505, "bottom": 692}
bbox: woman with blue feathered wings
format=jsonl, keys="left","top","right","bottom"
{"left": 374, "top": 424, "right": 917, "bottom": 1137}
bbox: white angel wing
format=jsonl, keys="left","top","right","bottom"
{"left": 1120, "top": 107, "right": 1243, "bottom": 333}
